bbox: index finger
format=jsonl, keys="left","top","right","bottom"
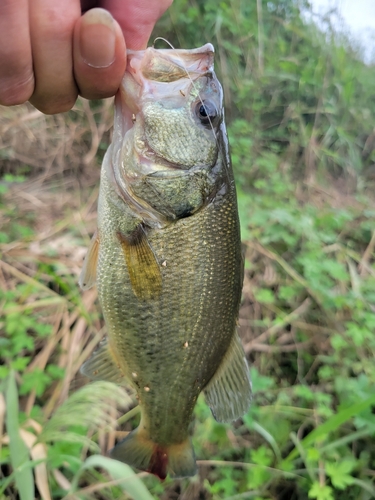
{"left": 100, "top": 0, "right": 173, "bottom": 49}
{"left": 0, "top": 0, "right": 34, "bottom": 105}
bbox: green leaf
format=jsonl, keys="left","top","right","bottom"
{"left": 19, "top": 369, "right": 52, "bottom": 397}
{"left": 325, "top": 459, "right": 355, "bottom": 489}
{"left": 308, "top": 482, "right": 334, "bottom": 500}
{"left": 70, "top": 455, "right": 155, "bottom": 499}
{"left": 5, "top": 371, "right": 34, "bottom": 500}
{"left": 250, "top": 445, "right": 273, "bottom": 466}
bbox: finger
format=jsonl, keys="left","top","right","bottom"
{"left": 100, "top": 0, "right": 173, "bottom": 49}
{"left": 28, "top": 0, "right": 81, "bottom": 114}
{"left": 0, "top": 0, "right": 34, "bottom": 105}
{"left": 73, "top": 8, "right": 126, "bottom": 100}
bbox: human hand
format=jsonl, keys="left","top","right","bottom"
{"left": 0, "top": 0, "right": 172, "bottom": 114}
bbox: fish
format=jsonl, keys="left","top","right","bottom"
{"left": 79, "top": 43, "right": 252, "bottom": 480}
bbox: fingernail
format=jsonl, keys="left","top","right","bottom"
{"left": 80, "top": 8, "right": 116, "bottom": 68}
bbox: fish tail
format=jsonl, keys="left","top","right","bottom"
{"left": 167, "top": 440, "right": 197, "bottom": 478}
{"left": 110, "top": 428, "right": 196, "bottom": 480}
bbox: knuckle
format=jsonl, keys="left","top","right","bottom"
{"left": 0, "top": 73, "right": 34, "bottom": 106}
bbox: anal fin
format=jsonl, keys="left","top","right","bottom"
{"left": 204, "top": 331, "right": 252, "bottom": 422}
{"left": 80, "top": 337, "right": 125, "bottom": 384}
{"left": 117, "top": 225, "right": 162, "bottom": 301}
{"left": 79, "top": 229, "right": 99, "bottom": 290}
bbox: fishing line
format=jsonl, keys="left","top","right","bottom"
{"left": 152, "top": 37, "right": 176, "bottom": 49}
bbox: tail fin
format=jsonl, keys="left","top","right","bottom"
{"left": 110, "top": 428, "right": 196, "bottom": 480}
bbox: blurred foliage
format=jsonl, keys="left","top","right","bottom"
{"left": 1, "top": 0, "right": 375, "bottom": 499}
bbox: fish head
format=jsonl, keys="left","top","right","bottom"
{"left": 110, "top": 44, "right": 227, "bottom": 223}
{"left": 118, "top": 43, "right": 222, "bottom": 170}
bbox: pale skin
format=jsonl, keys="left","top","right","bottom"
{"left": 0, "top": 0, "right": 173, "bottom": 114}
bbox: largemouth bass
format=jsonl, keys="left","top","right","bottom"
{"left": 79, "top": 43, "right": 251, "bottom": 480}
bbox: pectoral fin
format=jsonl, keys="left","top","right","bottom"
{"left": 117, "top": 225, "right": 162, "bottom": 300}
{"left": 80, "top": 337, "right": 126, "bottom": 384}
{"left": 204, "top": 331, "right": 252, "bottom": 422}
{"left": 79, "top": 230, "right": 99, "bottom": 290}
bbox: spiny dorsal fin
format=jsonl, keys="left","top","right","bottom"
{"left": 117, "top": 225, "right": 162, "bottom": 301}
{"left": 80, "top": 337, "right": 126, "bottom": 384}
{"left": 79, "top": 230, "right": 99, "bottom": 290}
{"left": 204, "top": 331, "right": 252, "bottom": 423}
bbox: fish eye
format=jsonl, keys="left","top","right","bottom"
{"left": 195, "top": 100, "right": 218, "bottom": 126}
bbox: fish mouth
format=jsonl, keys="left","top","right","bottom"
{"left": 127, "top": 43, "right": 215, "bottom": 84}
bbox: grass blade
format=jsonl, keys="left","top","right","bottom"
{"left": 285, "top": 394, "right": 375, "bottom": 462}
{"left": 69, "top": 455, "right": 155, "bottom": 500}
{"left": 5, "top": 371, "right": 34, "bottom": 500}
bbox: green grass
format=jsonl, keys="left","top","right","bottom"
{"left": 1, "top": 1, "right": 375, "bottom": 499}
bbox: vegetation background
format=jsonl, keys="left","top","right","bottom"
{"left": 1, "top": 0, "right": 375, "bottom": 499}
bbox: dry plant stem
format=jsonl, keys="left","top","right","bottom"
{"left": 53, "top": 470, "right": 72, "bottom": 492}
{"left": 72, "top": 327, "right": 104, "bottom": 374}
{"left": 107, "top": 405, "right": 117, "bottom": 451}
{"left": 197, "top": 460, "right": 303, "bottom": 478}
{"left": 304, "top": 60, "right": 329, "bottom": 183}
{"left": 247, "top": 241, "right": 339, "bottom": 325}
{"left": 25, "top": 307, "right": 65, "bottom": 415}
{"left": 256, "top": 0, "right": 264, "bottom": 75}
{"left": 0, "top": 108, "right": 43, "bottom": 135}
{"left": 244, "top": 297, "right": 311, "bottom": 353}
{"left": 16, "top": 190, "right": 47, "bottom": 207}
{"left": 215, "top": 21, "right": 232, "bottom": 112}
{"left": 293, "top": 321, "right": 335, "bottom": 335}
{"left": 43, "top": 295, "right": 98, "bottom": 417}
{"left": 359, "top": 229, "right": 375, "bottom": 277}
{"left": 247, "top": 242, "right": 319, "bottom": 301}
{"left": 82, "top": 98, "right": 113, "bottom": 166}
{"left": 58, "top": 289, "right": 98, "bottom": 405}
{"left": 91, "top": 405, "right": 140, "bottom": 445}
{"left": 249, "top": 341, "right": 311, "bottom": 353}
{"left": 0, "top": 266, "right": 7, "bottom": 291}
{"left": 0, "top": 259, "right": 66, "bottom": 299}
